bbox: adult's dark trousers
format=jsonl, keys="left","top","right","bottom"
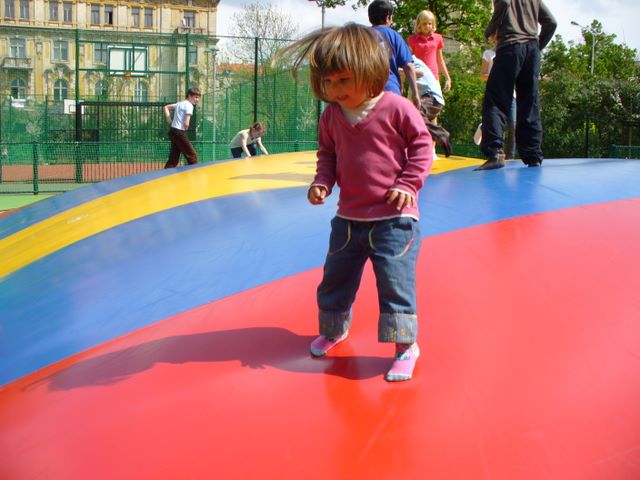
{"left": 165, "top": 127, "right": 198, "bottom": 168}
{"left": 480, "top": 40, "right": 543, "bottom": 165}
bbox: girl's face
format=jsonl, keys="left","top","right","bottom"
{"left": 418, "top": 18, "right": 436, "bottom": 35}
{"left": 322, "top": 70, "right": 368, "bottom": 109}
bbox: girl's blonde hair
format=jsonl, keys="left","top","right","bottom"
{"left": 274, "top": 23, "right": 389, "bottom": 103}
{"left": 415, "top": 10, "right": 437, "bottom": 35}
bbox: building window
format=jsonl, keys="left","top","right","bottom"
{"left": 53, "top": 40, "right": 68, "bottom": 61}
{"left": 104, "top": 4, "right": 113, "bottom": 25}
{"left": 144, "top": 7, "right": 152, "bottom": 28}
{"left": 90, "top": 4, "right": 99, "bottom": 24}
{"left": 49, "top": 0, "right": 58, "bottom": 21}
{"left": 5, "top": 0, "right": 15, "bottom": 18}
{"left": 188, "top": 45, "right": 197, "bottom": 65}
{"left": 19, "top": 0, "right": 29, "bottom": 19}
{"left": 131, "top": 6, "right": 139, "bottom": 27}
{"left": 94, "top": 42, "right": 107, "bottom": 63}
{"left": 183, "top": 10, "right": 195, "bottom": 28}
{"left": 62, "top": 1, "right": 72, "bottom": 22}
{"left": 134, "top": 80, "right": 148, "bottom": 102}
{"left": 53, "top": 79, "right": 68, "bottom": 101}
{"left": 95, "top": 80, "right": 108, "bottom": 98}
{"left": 11, "top": 78, "right": 27, "bottom": 99}
{"left": 10, "top": 38, "right": 26, "bottom": 58}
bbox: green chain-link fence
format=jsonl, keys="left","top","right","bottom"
{"left": 610, "top": 145, "right": 640, "bottom": 159}
{"left": 1, "top": 25, "right": 638, "bottom": 194}
{"left": 0, "top": 27, "right": 322, "bottom": 193}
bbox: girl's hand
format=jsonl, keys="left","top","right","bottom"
{"left": 308, "top": 186, "right": 327, "bottom": 205}
{"left": 444, "top": 77, "right": 452, "bottom": 92}
{"left": 386, "top": 190, "right": 414, "bottom": 210}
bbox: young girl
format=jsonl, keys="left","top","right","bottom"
{"left": 229, "top": 121, "right": 269, "bottom": 158}
{"left": 408, "top": 10, "right": 451, "bottom": 93}
{"left": 277, "top": 23, "right": 433, "bottom": 382}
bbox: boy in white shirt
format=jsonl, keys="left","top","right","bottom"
{"left": 164, "top": 87, "right": 201, "bottom": 168}
{"left": 413, "top": 56, "right": 452, "bottom": 157}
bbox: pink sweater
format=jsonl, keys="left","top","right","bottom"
{"left": 313, "top": 92, "right": 433, "bottom": 221}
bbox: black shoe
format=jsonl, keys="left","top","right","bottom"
{"left": 528, "top": 161, "right": 541, "bottom": 167}
{"left": 474, "top": 154, "right": 505, "bottom": 171}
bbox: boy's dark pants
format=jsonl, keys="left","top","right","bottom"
{"left": 419, "top": 94, "right": 451, "bottom": 150}
{"left": 165, "top": 127, "right": 198, "bottom": 168}
{"left": 481, "top": 40, "right": 543, "bottom": 165}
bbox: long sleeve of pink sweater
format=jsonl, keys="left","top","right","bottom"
{"left": 313, "top": 92, "right": 433, "bottom": 221}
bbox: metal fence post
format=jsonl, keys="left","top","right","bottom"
{"left": 75, "top": 29, "right": 80, "bottom": 106}
{"left": 32, "top": 141, "right": 39, "bottom": 195}
{"left": 75, "top": 140, "right": 84, "bottom": 184}
{"left": 185, "top": 32, "right": 190, "bottom": 94}
{"left": 254, "top": 37, "right": 259, "bottom": 123}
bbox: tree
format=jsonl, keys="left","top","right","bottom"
{"left": 540, "top": 21, "right": 640, "bottom": 157}
{"left": 319, "top": 0, "right": 493, "bottom": 44}
{"left": 224, "top": 4, "right": 310, "bottom": 152}
{"left": 430, "top": 19, "right": 640, "bottom": 157}
{"left": 228, "top": 3, "right": 300, "bottom": 68}
{"left": 437, "top": 46, "right": 485, "bottom": 145}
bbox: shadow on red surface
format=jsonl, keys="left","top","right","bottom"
{"left": 28, "top": 328, "right": 393, "bottom": 391}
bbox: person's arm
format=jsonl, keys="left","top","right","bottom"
{"left": 480, "top": 51, "right": 493, "bottom": 80}
{"left": 437, "top": 49, "right": 451, "bottom": 92}
{"left": 256, "top": 137, "right": 269, "bottom": 155}
{"left": 240, "top": 131, "right": 252, "bottom": 157}
{"left": 313, "top": 109, "right": 337, "bottom": 196}
{"left": 391, "top": 101, "right": 433, "bottom": 197}
{"left": 183, "top": 114, "right": 191, "bottom": 130}
{"left": 485, "top": 0, "right": 510, "bottom": 40}
{"left": 402, "top": 63, "right": 420, "bottom": 108}
{"left": 480, "top": 60, "right": 491, "bottom": 81}
{"left": 537, "top": 1, "right": 557, "bottom": 50}
{"left": 163, "top": 104, "right": 175, "bottom": 126}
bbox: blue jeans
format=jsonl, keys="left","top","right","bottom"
{"left": 317, "top": 216, "right": 421, "bottom": 344}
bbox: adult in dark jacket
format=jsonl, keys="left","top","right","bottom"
{"left": 476, "top": 0, "right": 556, "bottom": 170}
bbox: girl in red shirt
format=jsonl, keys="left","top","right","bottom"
{"left": 408, "top": 10, "right": 451, "bottom": 92}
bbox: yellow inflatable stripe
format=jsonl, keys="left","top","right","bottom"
{"left": 0, "top": 152, "right": 318, "bottom": 278}
{"left": 0, "top": 153, "right": 481, "bottom": 278}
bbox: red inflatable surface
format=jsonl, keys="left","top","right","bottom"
{"left": 2, "top": 199, "right": 639, "bottom": 479}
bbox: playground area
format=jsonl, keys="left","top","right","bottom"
{"left": 1, "top": 151, "right": 639, "bottom": 479}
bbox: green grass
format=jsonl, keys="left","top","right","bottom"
{"left": 0, "top": 193, "right": 58, "bottom": 211}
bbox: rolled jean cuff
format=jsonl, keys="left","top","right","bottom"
{"left": 378, "top": 313, "right": 418, "bottom": 343}
{"left": 319, "top": 310, "right": 352, "bottom": 338}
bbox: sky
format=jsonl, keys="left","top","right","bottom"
{"left": 216, "top": 0, "right": 640, "bottom": 53}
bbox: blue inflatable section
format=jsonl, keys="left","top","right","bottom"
{"left": 1, "top": 159, "right": 639, "bottom": 384}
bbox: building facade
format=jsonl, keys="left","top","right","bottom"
{"left": 0, "top": 0, "right": 219, "bottom": 103}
